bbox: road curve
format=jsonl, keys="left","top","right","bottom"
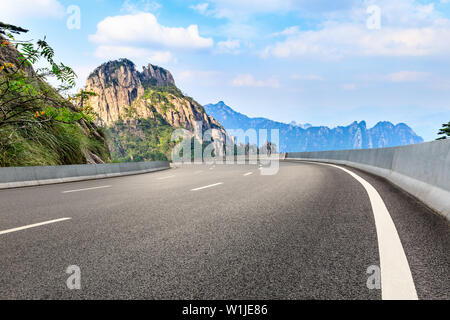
{"left": 0, "top": 161, "right": 448, "bottom": 299}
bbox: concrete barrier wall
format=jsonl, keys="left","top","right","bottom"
{"left": 0, "top": 161, "right": 170, "bottom": 189}
{"left": 286, "top": 140, "right": 450, "bottom": 220}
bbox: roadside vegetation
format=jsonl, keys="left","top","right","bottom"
{"left": 0, "top": 22, "right": 110, "bottom": 166}
{"left": 437, "top": 122, "right": 450, "bottom": 140}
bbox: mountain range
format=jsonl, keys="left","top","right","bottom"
{"left": 204, "top": 101, "right": 424, "bottom": 152}
{"left": 83, "top": 59, "right": 424, "bottom": 159}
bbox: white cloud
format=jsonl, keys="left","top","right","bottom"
{"left": 0, "top": 0, "right": 65, "bottom": 21}
{"left": 271, "top": 26, "right": 300, "bottom": 37}
{"left": 218, "top": 39, "right": 240, "bottom": 50}
{"left": 416, "top": 3, "right": 435, "bottom": 18}
{"left": 231, "top": 74, "right": 280, "bottom": 88}
{"left": 197, "top": 0, "right": 359, "bottom": 20}
{"left": 263, "top": 0, "right": 450, "bottom": 59}
{"left": 121, "top": 0, "right": 162, "bottom": 13}
{"left": 362, "top": 0, "right": 437, "bottom": 27}
{"left": 217, "top": 39, "right": 241, "bottom": 54}
{"left": 263, "top": 22, "right": 450, "bottom": 59}
{"left": 204, "top": 0, "right": 292, "bottom": 20}
{"left": 89, "top": 13, "right": 213, "bottom": 50}
{"left": 190, "top": 3, "right": 210, "bottom": 15}
{"left": 387, "top": 71, "right": 430, "bottom": 82}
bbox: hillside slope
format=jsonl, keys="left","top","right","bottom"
{"left": 0, "top": 35, "right": 110, "bottom": 167}
{"left": 85, "top": 59, "right": 227, "bottom": 161}
{"left": 205, "top": 101, "right": 424, "bottom": 152}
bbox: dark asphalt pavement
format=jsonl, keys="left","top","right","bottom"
{"left": 0, "top": 161, "right": 448, "bottom": 300}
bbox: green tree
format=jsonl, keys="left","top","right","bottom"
{"left": 0, "top": 22, "right": 109, "bottom": 166}
{"left": 0, "top": 22, "right": 94, "bottom": 130}
{"left": 437, "top": 122, "right": 450, "bottom": 140}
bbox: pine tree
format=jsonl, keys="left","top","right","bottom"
{"left": 437, "top": 122, "right": 450, "bottom": 140}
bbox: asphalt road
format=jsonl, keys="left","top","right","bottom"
{"left": 0, "top": 161, "right": 448, "bottom": 300}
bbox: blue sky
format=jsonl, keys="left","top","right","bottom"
{"left": 2, "top": 0, "right": 450, "bottom": 141}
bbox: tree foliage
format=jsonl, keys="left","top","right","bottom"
{"left": 437, "top": 122, "right": 450, "bottom": 140}
{"left": 0, "top": 22, "right": 108, "bottom": 166}
{"left": 0, "top": 22, "right": 28, "bottom": 35}
{"left": 0, "top": 22, "right": 96, "bottom": 135}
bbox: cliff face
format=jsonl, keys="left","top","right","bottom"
{"left": 85, "top": 59, "right": 227, "bottom": 161}
{"left": 86, "top": 59, "right": 224, "bottom": 133}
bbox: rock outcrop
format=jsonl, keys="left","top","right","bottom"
{"left": 86, "top": 59, "right": 225, "bottom": 135}
{"left": 85, "top": 59, "right": 228, "bottom": 161}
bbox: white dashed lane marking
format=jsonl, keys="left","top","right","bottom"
{"left": 191, "top": 183, "right": 224, "bottom": 192}
{"left": 0, "top": 218, "right": 72, "bottom": 236}
{"left": 62, "top": 186, "right": 111, "bottom": 194}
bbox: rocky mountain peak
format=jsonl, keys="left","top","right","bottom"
{"left": 140, "top": 63, "right": 175, "bottom": 87}
{"left": 88, "top": 59, "right": 175, "bottom": 88}
{"left": 85, "top": 59, "right": 227, "bottom": 141}
{"left": 85, "top": 59, "right": 178, "bottom": 125}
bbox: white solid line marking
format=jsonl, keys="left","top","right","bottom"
{"left": 244, "top": 172, "right": 253, "bottom": 176}
{"left": 191, "top": 182, "right": 223, "bottom": 191}
{"left": 0, "top": 218, "right": 72, "bottom": 236}
{"left": 157, "top": 175, "right": 176, "bottom": 180}
{"left": 62, "top": 185, "right": 111, "bottom": 194}
{"left": 318, "top": 162, "right": 418, "bottom": 300}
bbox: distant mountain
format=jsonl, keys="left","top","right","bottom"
{"left": 289, "top": 121, "right": 312, "bottom": 130}
{"left": 204, "top": 101, "right": 424, "bottom": 152}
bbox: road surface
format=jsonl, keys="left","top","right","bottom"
{"left": 0, "top": 161, "right": 448, "bottom": 299}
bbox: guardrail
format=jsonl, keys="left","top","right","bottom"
{"left": 0, "top": 161, "right": 170, "bottom": 189}
{"left": 285, "top": 140, "right": 450, "bottom": 220}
